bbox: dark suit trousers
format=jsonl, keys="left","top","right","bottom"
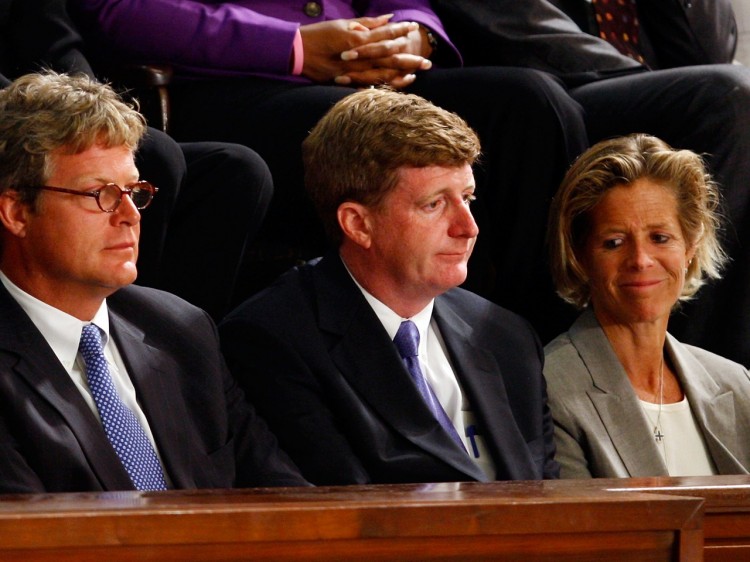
{"left": 165, "top": 67, "right": 588, "bottom": 340}
{"left": 569, "top": 64, "right": 750, "bottom": 366}
{"left": 135, "top": 132, "right": 272, "bottom": 320}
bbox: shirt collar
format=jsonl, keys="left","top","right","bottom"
{"left": 0, "top": 271, "right": 110, "bottom": 369}
{"left": 341, "top": 257, "right": 434, "bottom": 345}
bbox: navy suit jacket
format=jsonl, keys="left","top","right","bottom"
{"left": 0, "top": 283, "right": 306, "bottom": 493}
{"left": 220, "top": 253, "right": 558, "bottom": 485}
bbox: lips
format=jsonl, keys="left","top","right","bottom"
{"left": 438, "top": 250, "right": 472, "bottom": 261}
{"left": 105, "top": 240, "right": 137, "bottom": 251}
{"left": 620, "top": 279, "right": 663, "bottom": 289}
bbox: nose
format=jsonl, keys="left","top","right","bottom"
{"left": 449, "top": 199, "right": 479, "bottom": 239}
{"left": 112, "top": 191, "right": 141, "bottom": 226}
{"left": 627, "top": 239, "right": 655, "bottom": 270}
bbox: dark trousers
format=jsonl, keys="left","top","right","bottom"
{"left": 136, "top": 129, "right": 272, "bottom": 320}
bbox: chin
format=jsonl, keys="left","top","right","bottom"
{"left": 434, "top": 272, "right": 467, "bottom": 293}
{"left": 109, "top": 267, "right": 138, "bottom": 288}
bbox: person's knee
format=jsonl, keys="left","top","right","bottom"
{"left": 219, "top": 144, "right": 274, "bottom": 211}
{"left": 220, "top": 143, "right": 272, "bottom": 187}
{"left": 689, "top": 65, "right": 750, "bottom": 118}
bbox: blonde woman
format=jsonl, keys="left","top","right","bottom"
{"left": 545, "top": 133, "right": 750, "bottom": 478}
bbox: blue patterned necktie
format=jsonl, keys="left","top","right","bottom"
{"left": 79, "top": 324, "right": 167, "bottom": 490}
{"left": 393, "top": 320, "right": 466, "bottom": 450}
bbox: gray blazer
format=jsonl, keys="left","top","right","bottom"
{"left": 544, "top": 309, "right": 750, "bottom": 478}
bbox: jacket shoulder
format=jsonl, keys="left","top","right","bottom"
{"left": 108, "top": 285, "right": 214, "bottom": 338}
{"left": 681, "top": 342, "right": 750, "bottom": 384}
{"left": 439, "top": 287, "right": 540, "bottom": 339}
{"left": 543, "top": 330, "right": 596, "bottom": 396}
{"left": 223, "top": 261, "right": 316, "bottom": 327}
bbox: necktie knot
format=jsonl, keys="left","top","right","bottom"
{"left": 80, "top": 323, "right": 104, "bottom": 355}
{"left": 394, "top": 320, "right": 420, "bottom": 359}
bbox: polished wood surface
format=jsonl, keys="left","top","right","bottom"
{"left": 587, "top": 475, "right": 750, "bottom": 562}
{"left": 0, "top": 480, "right": 703, "bottom": 561}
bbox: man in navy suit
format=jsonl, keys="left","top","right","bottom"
{"left": 0, "top": 71, "right": 306, "bottom": 493}
{"left": 220, "top": 89, "right": 558, "bottom": 485}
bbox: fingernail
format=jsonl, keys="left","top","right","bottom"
{"left": 381, "top": 13, "right": 394, "bottom": 20}
{"left": 334, "top": 75, "right": 352, "bottom": 85}
{"left": 340, "top": 50, "right": 358, "bottom": 61}
{"left": 421, "top": 59, "right": 432, "bottom": 70}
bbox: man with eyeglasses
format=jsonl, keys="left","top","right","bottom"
{"left": 0, "top": 71, "right": 307, "bottom": 493}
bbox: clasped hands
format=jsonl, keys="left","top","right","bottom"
{"left": 299, "top": 14, "right": 433, "bottom": 89}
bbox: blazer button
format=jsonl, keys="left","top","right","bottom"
{"left": 304, "top": 2, "right": 322, "bottom": 17}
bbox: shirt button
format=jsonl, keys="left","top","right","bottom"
{"left": 304, "top": 2, "right": 322, "bottom": 17}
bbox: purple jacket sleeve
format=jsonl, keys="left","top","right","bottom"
{"left": 72, "top": 0, "right": 460, "bottom": 79}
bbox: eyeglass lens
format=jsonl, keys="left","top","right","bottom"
{"left": 99, "top": 183, "right": 153, "bottom": 211}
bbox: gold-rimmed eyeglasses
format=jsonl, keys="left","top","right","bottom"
{"left": 27, "top": 181, "right": 158, "bottom": 212}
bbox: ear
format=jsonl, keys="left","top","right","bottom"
{"left": 686, "top": 244, "right": 697, "bottom": 266}
{"left": 337, "top": 201, "right": 373, "bottom": 249}
{"left": 0, "top": 190, "right": 32, "bottom": 239}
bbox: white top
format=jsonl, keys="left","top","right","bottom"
{"left": 639, "top": 397, "right": 717, "bottom": 476}
{"left": 0, "top": 272, "right": 167, "bottom": 470}
{"left": 348, "top": 271, "right": 496, "bottom": 479}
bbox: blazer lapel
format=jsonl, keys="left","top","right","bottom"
{"left": 433, "top": 298, "right": 534, "bottom": 480}
{"left": 314, "top": 255, "right": 485, "bottom": 481}
{"left": 0, "top": 286, "right": 133, "bottom": 489}
{"left": 109, "top": 309, "right": 194, "bottom": 488}
{"left": 667, "top": 335, "right": 746, "bottom": 474}
{"left": 570, "top": 311, "right": 668, "bottom": 477}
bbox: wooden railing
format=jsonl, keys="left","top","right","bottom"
{"left": 0, "top": 478, "right": 716, "bottom": 561}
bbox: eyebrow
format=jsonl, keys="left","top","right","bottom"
{"left": 416, "top": 185, "right": 475, "bottom": 203}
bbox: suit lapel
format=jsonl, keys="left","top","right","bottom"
{"left": 0, "top": 285, "right": 133, "bottom": 489}
{"left": 569, "top": 311, "right": 668, "bottom": 477}
{"left": 315, "top": 255, "right": 485, "bottom": 481}
{"left": 667, "top": 335, "right": 746, "bottom": 474}
{"left": 433, "top": 298, "right": 535, "bottom": 480}
{"left": 109, "top": 308, "right": 194, "bottom": 488}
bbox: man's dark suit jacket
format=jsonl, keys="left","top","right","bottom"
{"left": 434, "top": 0, "right": 737, "bottom": 83}
{"left": 219, "top": 254, "right": 558, "bottom": 486}
{"left": 0, "top": 283, "right": 306, "bottom": 493}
